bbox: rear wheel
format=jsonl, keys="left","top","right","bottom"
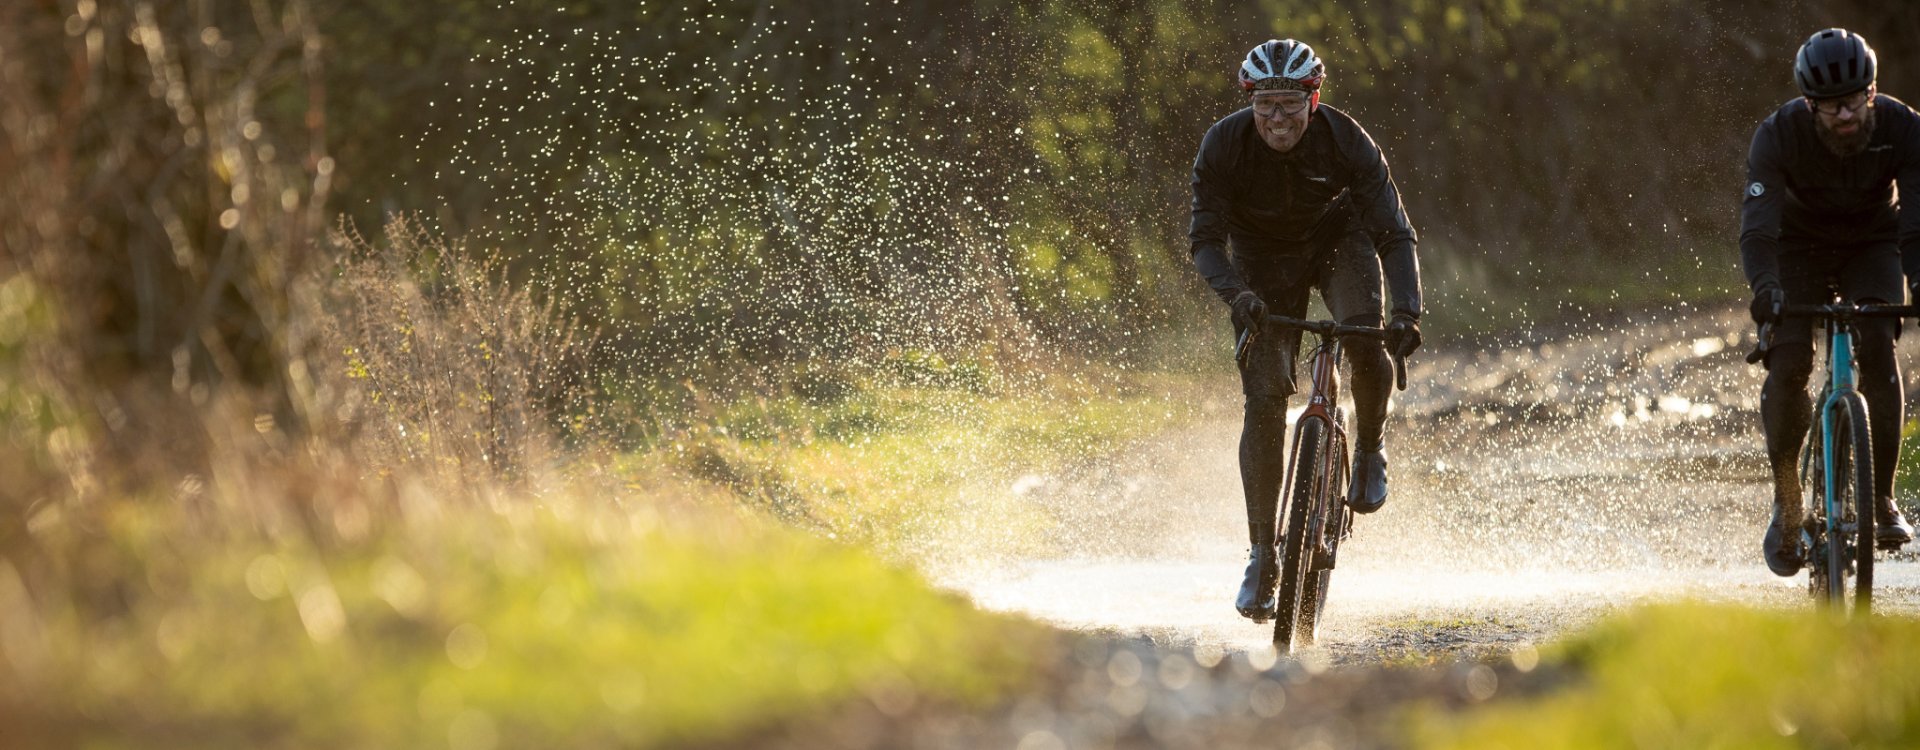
{"left": 1274, "top": 417, "right": 1331, "bottom": 651}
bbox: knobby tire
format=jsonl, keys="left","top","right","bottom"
{"left": 1274, "top": 417, "right": 1330, "bottom": 651}
{"left": 1295, "top": 430, "right": 1347, "bottom": 647}
{"left": 1813, "top": 393, "right": 1875, "bottom": 613}
{"left": 1835, "top": 393, "right": 1875, "bottom": 615}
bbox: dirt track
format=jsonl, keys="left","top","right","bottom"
{"left": 841, "top": 305, "right": 1920, "bottom": 749}
{"left": 945, "top": 306, "right": 1920, "bottom": 654}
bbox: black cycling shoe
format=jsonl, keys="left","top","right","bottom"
{"left": 1346, "top": 447, "right": 1388, "bottom": 514}
{"left": 1235, "top": 544, "right": 1279, "bottom": 622}
{"left": 1875, "top": 498, "right": 1915, "bottom": 548}
{"left": 1762, "top": 507, "right": 1806, "bottom": 577}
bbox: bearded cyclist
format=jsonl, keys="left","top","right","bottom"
{"left": 1743, "top": 28, "right": 1920, "bottom": 577}
{"left": 1189, "top": 39, "right": 1423, "bottom": 621}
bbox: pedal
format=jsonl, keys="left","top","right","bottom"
{"left": 1877, "top": 538, "right": 1908, "bottom": 552}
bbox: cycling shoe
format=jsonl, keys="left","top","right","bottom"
{"left": 1763, "top": 512, "right": 1806, "bottom": 577}
{"left": 1235, "top": 544, "right": 1279, "bottom": 621}
{"left": 1346, "top": 447, "right": 1388, "bottom": 514}
{"left": 1876, "top": 498, "right": 1915, "bottom": 548}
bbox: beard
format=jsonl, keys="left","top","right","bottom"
{"left": 1817, "top": 104, "right": 1877, "bottom": 156}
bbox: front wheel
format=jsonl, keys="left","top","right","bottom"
{"left": 1295, "top": 432, "right": 1349, "bottom": 647}
{"left": 1814, "top": 392, "right": 1874, "bottom": 614}
{"left": 1832, "top": 392, "right": 1875, "bottom": 615}
{"left": 1274, "top": 416, "right": 1333, "bottom": 651}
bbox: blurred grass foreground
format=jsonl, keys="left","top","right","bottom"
{"left": 1421, "top": 604, "right": 1920, "bottom": 748}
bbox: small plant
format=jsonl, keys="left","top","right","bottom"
{"left": 319, "top": 217, "right": 594, "bottom": 480}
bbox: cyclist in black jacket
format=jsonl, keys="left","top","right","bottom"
{"left": 1743, "top": 28, "right": 1920, "bottom": 577}
{"left": 1189, "top": 39, "right": 1423, "bottom": 621}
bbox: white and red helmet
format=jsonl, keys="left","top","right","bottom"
{"left": 1238, "top": 39, "right": 1325, "bottom": 110}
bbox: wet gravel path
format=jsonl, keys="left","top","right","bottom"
{"left": 759, "top": 306, "right": 1920, "bottom": 748}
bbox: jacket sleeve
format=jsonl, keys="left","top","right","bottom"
{"left": 1340, "top": 119, "right": 1422, "bottom": 318}
{"left": 1189, "top": 124, "right": 1250, "bottom": 304}
{"left": 1739, "top": 121, "right": 1787, "bottom": 292}
{"left": 1899, "top": 113, "right": 1920, "bottom": 287}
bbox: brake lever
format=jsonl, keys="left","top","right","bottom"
{"left": 1745, "top": 322, "right": 1774, "bottom": 365}
{"left": 1234, "top": 327, "right": 1256, "bottom": 370}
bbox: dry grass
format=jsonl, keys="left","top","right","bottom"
{"left": 317, "top": 216, "right": 594, "bottom": 481}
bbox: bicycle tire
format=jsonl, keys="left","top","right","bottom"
{"left": 1274, "top": 416, "right": 1330, "bottom": 651}
{"left": 1813, "top": 393, "right": 1874, "bottom": 611}
{"left": 1835, "top": 392, "right": 1875, "bottom": 615}
{"left": 1806, "top": 421, "right": 1829, "bottom": 603}
{"left": 1294, "top": 429, "right": 1348, "bottom": 647}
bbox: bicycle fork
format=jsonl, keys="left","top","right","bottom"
{"left": 1821, "top": 328, "right": 1864, "bottom": 565}
{"left": 1311, "top": 416, "right": 1353, "bottom": 571}
{"left": 1288, "top": 339, "right": 1352, "bottom": 573}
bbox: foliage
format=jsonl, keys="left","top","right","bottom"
{"left": 308, "top": 0, "right": 1920, "bottom": 384}
{"left": 1900, "top": 418, "right": 1920, "bottom": 500}
{"left": 318, "top": 216, "right": 595, "bottom": 479}
{"left": 652, "top": 370, "right": 1203, "bottom": 558}
{"left": 0, "top": 461, "right": 1047, "bottom": 748}
{"left": 1414, "top": 603, "right": 1920, "bottom": 748}
{"left": 0, "top": 0, "right": 333, "bottom": 430}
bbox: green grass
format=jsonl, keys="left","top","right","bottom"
{"left": 0, "top": 491, "right": 1048, "bottom": 748}
{"left": 1413, "top": 603, "right": 1920, "bottom": 748}
{"left": 0, "top": 362, "right": 1208, "bottom": 748}
{"left": 651, "top": 370, "right": 1207, "bottom": 558}
{"left": 1898, "top": 419, "right": 1920, "bottom": 500}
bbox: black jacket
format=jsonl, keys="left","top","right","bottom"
{"left": 1740, "top": 94, "right": 1920, "bottom": 291}
{"left": 1188, "top": 104, "right": 1421, "bottom": 316}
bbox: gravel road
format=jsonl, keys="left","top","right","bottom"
{"left": 805, "top": 305, "right": 1920, "bottom": 749}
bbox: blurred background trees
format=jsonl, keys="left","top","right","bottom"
{"left": 5, "top": 0, "right": 1918, "bottom": 459}
{"left": 313, "top": 0, "right": 1920, "bottom": 377}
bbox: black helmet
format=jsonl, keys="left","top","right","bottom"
{"left": 1794, "top": 28, "right": 1876, "bottom": 99}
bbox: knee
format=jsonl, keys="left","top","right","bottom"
{"left": 1344, "top": 335, "right": 1390, "bottom": 376}
{"left": 1765, "top": 345, "right": 1815, "bottom": 390}
{"left": 1856, "top": 322, "right": 1898, "bottom": 373}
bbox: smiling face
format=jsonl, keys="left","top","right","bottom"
{"left": 1250, "top": 90, "right": 1311, "bottom": 153}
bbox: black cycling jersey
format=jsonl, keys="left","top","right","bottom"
{"left": 1188, "top": 104, "right": 1421, "bottom": 316}
{"left": 1740, "top": 93, "right": 1920, "bottom": 291}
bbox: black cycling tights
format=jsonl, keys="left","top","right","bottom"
{"left": 1761, "top": 319, "right": 1902, "bottom": 504}
{"left": 1240, "top": 337, "right": 1393, "bottom": 546}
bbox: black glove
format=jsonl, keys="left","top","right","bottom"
{"left": 1230, "top": 290, "right": 1268, "bottom": 333}
{"left": 1749, "top": 283, "right": 1785, "bottom": 325}
{"left": 1386, "top": 312, "right": 1422, "bottom": 358}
